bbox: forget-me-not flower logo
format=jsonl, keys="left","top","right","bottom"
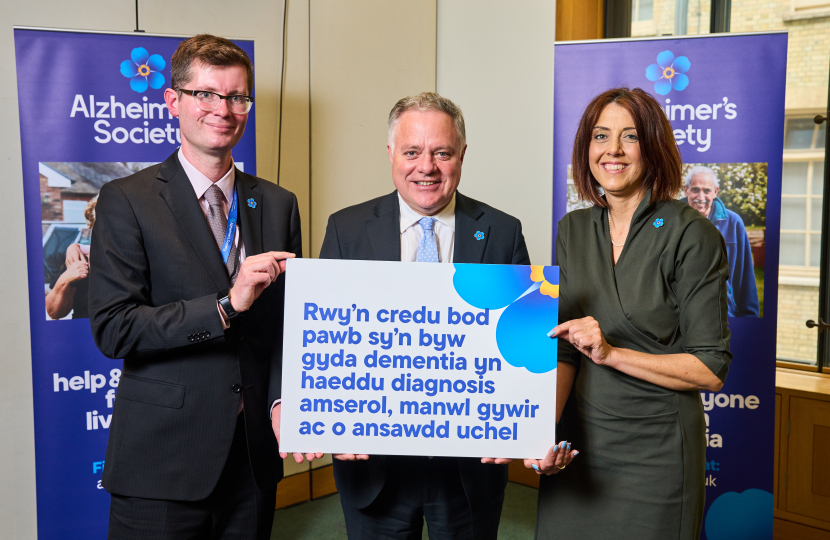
{"left": 653, "top": 218, "right": 664, "bottom": 228}
{"left": 120, "top": 47, "right": 166, "bottom": 93}
{"left": 645, "top": 50, "right": 690, "bottom": 95}
{"left": 474, "top": 231, "right": 485, "bottom": 241}
{"left": 452, "top": 264, "right": 559, "bottom": 373}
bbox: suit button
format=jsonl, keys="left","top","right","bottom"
{"left": 188, "top": 335, "right": 194, "bottom": 342}
{"left": 204, "top": 331, "right": 211, "bottom": 338}
{"left": 232, "top": 384, "right": 242, "bottom": 393}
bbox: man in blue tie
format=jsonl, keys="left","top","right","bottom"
{"left": 319, "top": 92, "right": 530, "bottom": 540}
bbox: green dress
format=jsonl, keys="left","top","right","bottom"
{"left": 536, "top": 190, "right": 732, "bottom": 540}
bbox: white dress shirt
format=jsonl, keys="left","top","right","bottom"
{"left": 398, "top": 192, "right": 456, "bottom": 263}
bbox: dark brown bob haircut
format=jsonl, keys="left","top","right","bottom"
{"left": 572, "top": 87, "right": 681, "bottom": 207}
{"left": 171, "top": 34, "right": 253, "bottom": 94}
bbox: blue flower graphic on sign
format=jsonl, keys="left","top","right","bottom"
{"left": 453, "top": 264, "right": 558, "bottom": 373}
{"left": 645, "top": 50, "right": 690, "bottom": 95}
{"left": 120, "top": 47, "right": 166, "bottom": 93}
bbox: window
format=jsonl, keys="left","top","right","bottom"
{"left": 634, "top": 0, "right": 654, "bottom": 21}
{"left": 630, "top": 0, "right": 712, "bottom": 37}
{"left": 730, "top": 7, "right": 829, "bottom": 369}
{"left": 781, "top": 117, "right": 826, "bottom": 272}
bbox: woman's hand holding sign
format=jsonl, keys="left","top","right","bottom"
{"left": 524, "top": 441, "right": 579, "bottom": 475}
{"left": 550, "top": 316, "right": 613, "bottom": 366}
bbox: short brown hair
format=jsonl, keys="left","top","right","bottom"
{"left": 388, "top": 92, "right": 466, "bottom": 147}
{"left": 170, "top": 34, "right": 253, "bottom": 93}
{"left": 572, "top": 87, "right": 681, "bottom": 206}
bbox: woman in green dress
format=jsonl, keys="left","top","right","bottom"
{"left": 528, "top": 87, "right": 732, "bottom": 540}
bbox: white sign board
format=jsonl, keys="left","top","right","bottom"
{"left": 280, "top": 259, "right": 560, "bottom": 459}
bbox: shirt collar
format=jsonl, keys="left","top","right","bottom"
{"left": 398, "top": 192, "right": 456, "bottom": 234}
{"left": 709, "top": 197, "right": 728, "bottom": 222}
{"left": 178, "top": 148, "right": 236, "bottom": 203}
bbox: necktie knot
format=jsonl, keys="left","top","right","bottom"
{"left": 419, "top": 217, "right": 436, "bottom": 232}
{"left": 205, "top": 184, "right": 225, "bottom": 208}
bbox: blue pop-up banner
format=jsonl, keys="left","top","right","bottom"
{"left": 14, "top": 28, "right": 256, "bottom": 539}
{"left": 553, "top": 32, "right": 786, "bottom": 539}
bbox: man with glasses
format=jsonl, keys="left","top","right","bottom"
{"left": 89, "top": 34, "right": 312, "bottom": 539}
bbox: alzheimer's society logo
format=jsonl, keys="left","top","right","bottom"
{"left": 645, "top": 50, "right": 690, "bottom": 95}
{"left": 120, "top": 47, "right": 166, "bottom": 93}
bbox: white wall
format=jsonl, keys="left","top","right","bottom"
{"left": 437, "top": 0, "right": 556, "bottom": 265}
{"left": 308, "top": 0, "right": 437, "bottom": 257}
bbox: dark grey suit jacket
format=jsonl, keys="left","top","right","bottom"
{"left": 89, "top": 151, "right": 301, "bottom": 500}
{"left": 319, "top": 190, "right": 530, "bottom": 511}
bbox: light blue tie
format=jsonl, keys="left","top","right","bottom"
{"left": 417, "top": 217, "right": 439, "bottom": 262}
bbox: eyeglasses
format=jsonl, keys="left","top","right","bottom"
{"left": 177, "top": 89, "right": 254, "bottom": 114}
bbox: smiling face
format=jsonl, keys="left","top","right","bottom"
{"left": 388, "top": 110, "right": 466, "bottom": 216}
{"left": 164, "top": 61, "right": 249, "bottom": 163}
{"left": 685, "top": 172, "right": 719, "bottom": 217}
{"left": 588, "top": 103, "right": 645, "bottom": 201}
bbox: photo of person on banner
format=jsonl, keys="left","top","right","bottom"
{"left": 564, "top": 160, "right": 767, "bottom": 318}
{"left": 40, "top": 162, "right": 155, "bottom": 320}
{"left": 681, "top": 164, "right": 765, "bottom": 318}
{"left": 45, "top": 196, "right": 95, "bottom": 320}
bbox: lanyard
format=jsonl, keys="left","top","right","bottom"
{"left": 220, "top": 185, "right": 238, "bottom": 264}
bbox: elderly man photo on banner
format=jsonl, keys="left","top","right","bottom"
{"left": 89, "top": 34, "right": 319, "bottom": 540}
{"left": 682, "top": 165, "right": 760, "bottom": 317}
{"left": 319, "top": 92, "right": 577, "bottom": 540}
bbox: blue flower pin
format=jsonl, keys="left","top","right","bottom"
{"left": 247, "top": 198, "right": 257, "bottom": 209}
{"left": 653, "top": 218, "right": 664, "bottom": 228}
{"left": 474, "top": 231, "right": 485, "bottom": 241}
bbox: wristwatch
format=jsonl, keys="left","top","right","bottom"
{"left": 217, "top": 288, "right": 240, "bottom": 320}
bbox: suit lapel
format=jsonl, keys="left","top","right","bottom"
{"left": 235, "top": 170, "right": 263, "bottom": 257}
{"left": 365, "top": 192, "right": 401, "bottom": 261}
{"left": 453, "top": 193, "right": 489, "bottom": 264}
{"left": 157, "top": 154, "right": 230, "bottom": 290}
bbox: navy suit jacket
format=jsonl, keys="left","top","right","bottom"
{"left": 319, "top": 190, "right": 530, "bottom": 511}
{"left": 89, "top": 151, "right": 301, "bottom": 500}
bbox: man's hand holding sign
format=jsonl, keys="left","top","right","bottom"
{"left": 220, "top": 250, "right": 326, "bottom": 465}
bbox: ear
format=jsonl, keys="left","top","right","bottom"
{"left": 459, "top": 144, "right": 467, "bottom": 164}
{"left": 714, "top": 186, "right": 719, "bottom": 197}
{"left": 164, "top": 88, "right": 180, "bottom": 118}
{"left": 387, "top": 143, "right": 394, "bottom": 163}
